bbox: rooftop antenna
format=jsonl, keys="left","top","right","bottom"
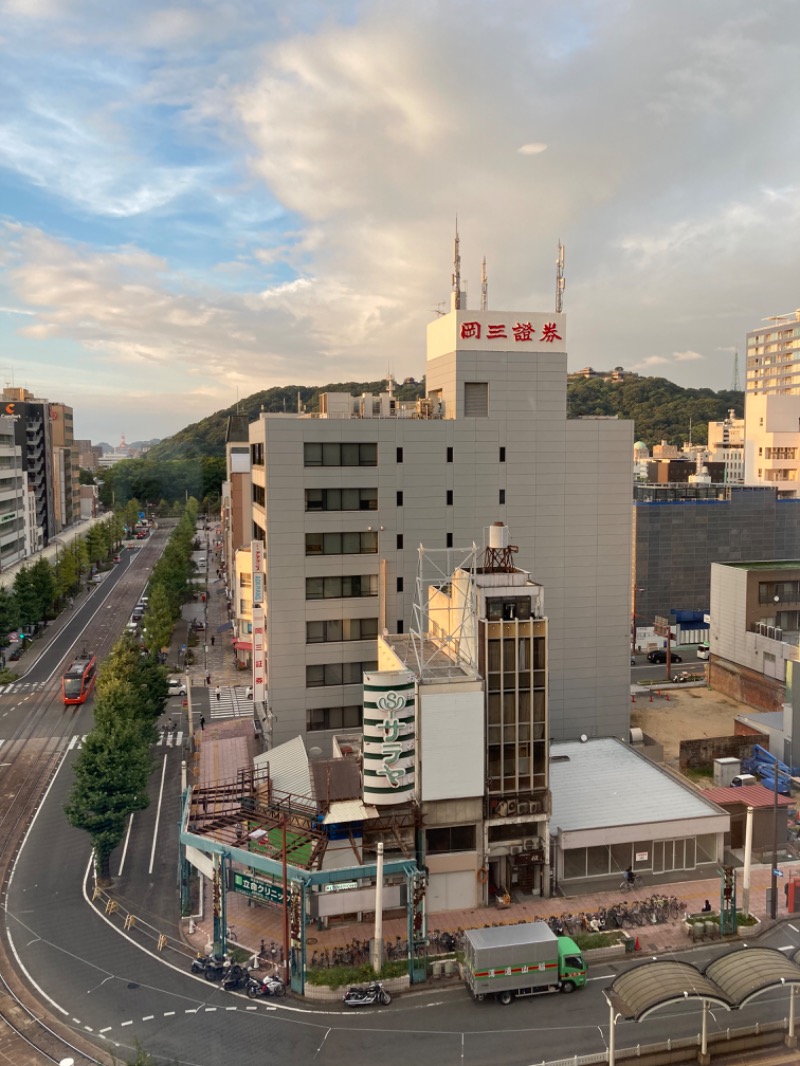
{"left": 432, "top": 301, "right": 446, "bottom": 317}
{"left": 480, "top": 256, "right": 488, "bottom": 311}
{"left": 731, "top": 348, "right": 741, "bottom": 392}
{"left": 451, "top": 216, "right": 462, "bottom": 311}
{"left": 555, "top": 240, "right": 565, "bottom": 313}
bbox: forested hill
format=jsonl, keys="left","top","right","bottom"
{"left": 146, "top": 376, "right": 743, "bottom": 461}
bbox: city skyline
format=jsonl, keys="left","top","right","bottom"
{"left": 1, "top": 1, "right": 799, "bottom": 441}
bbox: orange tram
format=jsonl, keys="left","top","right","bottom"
{"left": 62, "top": 652, "right": 97, "bottom": 705}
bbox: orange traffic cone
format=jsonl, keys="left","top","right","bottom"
{"left": 634, "top": 936, "right": 641, "bottom": 951}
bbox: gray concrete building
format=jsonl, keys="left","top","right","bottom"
{"left": 249, "top": 287, "right": 633, "bottom": 750}
{"left": 633, "top": 485, "right": 800, "bottom": 632}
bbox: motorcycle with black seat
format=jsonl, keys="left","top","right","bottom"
{"left": 343, "top": 981, "right": 391, "bottom": 1007}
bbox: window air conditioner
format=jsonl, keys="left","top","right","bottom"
{"left": 495, "top": 800, "right": 508, "bottom": 818}
{"left": 510, "top": 845, "right": 522, "bottom": 855}
{"left": 528, "top": 800, "right": 541, "bottom": 813}
{"left": 523, "top": 838, "right": 536, "bottom": 851}
{"left": 506, "top": 800, "right": 518, "bottom": 815}
{"left": 517, "top": 802, "right": 530, "bottom": 815}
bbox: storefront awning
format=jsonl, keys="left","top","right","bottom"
{"left": 233, "top": 640, "right": 252, "bottom": 651}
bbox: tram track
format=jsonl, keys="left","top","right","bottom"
{"left": 0, "top": 532, "right": 168, "bottom": 1065}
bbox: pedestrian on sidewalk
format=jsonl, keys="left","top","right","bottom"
{"left": 211, "top": 635, "right": 215, "bottom": 647}
{"left": 199, "top": 715, "right": 205, "bottom": 731}
{"left": 205, "top": 671, "right": 211, "bottom": 686}
{"left": 215, "top": 685, "right": 221, "bottom": 701}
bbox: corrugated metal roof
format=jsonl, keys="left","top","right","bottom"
{"left": 253, "top": 735, "right": 312, "bottom": 799}
{"left": 322, "top": 799, "right": 379, "bottom": 824}
{"left": 702, "top": 784, "right": 793, "bottom": 809}
{"left": 549, "top": 738, "right": 726, "bottom": 833}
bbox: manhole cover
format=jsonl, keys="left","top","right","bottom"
{"left": 306, "top": 937, "right": 318, "bottom": 945}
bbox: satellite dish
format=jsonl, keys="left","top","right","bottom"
{"left": 580, "top": 734, "right": 588, "bottom": 743}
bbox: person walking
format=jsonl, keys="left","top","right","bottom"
{"left": 199, "top": 715, "right": 205, "bottom": 731}
{"left": 211, "top": 635, "right": 216, "bottom": 647}
{"left": 205, "top": 672, "right": 211, "bottom": 686}
{"left": 215, "top": 685, "right": 221, "bottom": 701}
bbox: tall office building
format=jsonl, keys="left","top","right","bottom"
{"left": 2, "top": 388, "right": 56, "bottom": 546}
{"left": 745, "top": 312, "right": 800, "bottom": 496}
{"left": 247, "top": 261, "right": 633, "bottom": 749}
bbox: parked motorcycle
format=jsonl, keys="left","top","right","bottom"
{"left": 343, "top": 982, "right": 391, "bottom": 1007}
{"left": 190, "top": 952, "right": 213, "bottom": 974}
{"left": 221, "top": 963, "right": 250, "bottom": 992}
{"left": 246, "top": 974, "right": 286, "bottom": 999}
{"left": 202, "top": 957, "right": 229, "bottom": 982}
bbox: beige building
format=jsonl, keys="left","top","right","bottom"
{"left": 246, "top": 273, "right": 633, "bottom": 751}
{"left": 707, "top": 409, "right": 744, "bottom": 483}
{"left": 745, "top": 312, "right": 800, "bottom": 497}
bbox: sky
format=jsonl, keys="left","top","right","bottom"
{"left": 1, "top": 0, "right": 800, "bottom": 443}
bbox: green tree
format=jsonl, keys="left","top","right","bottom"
{"left": 64, "top": 718, "right": 152, "bottom": 882}
{"left": 12, "top": 567, "right": 40, "bottom": 626}
{"left": 0, "top": 587, "right": 19, "bottom": 640}
{"left": 29, "top": 557, "right": 56, "bottom": 619}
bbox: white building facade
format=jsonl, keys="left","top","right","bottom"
{"left": 248, "top": 290, "right": 633, "bottom": 750}
{"left": 745, "top": 313, "right": 800, "bottom": 497}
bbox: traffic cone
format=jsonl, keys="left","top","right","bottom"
{"left": 634, "top": 936, "right": 640, "bottom": 951}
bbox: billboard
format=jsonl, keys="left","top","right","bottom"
{"left": 362, "top": 670, "right": 416, "bottom": 805}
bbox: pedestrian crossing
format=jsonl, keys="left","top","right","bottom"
{"left": 59, "top": 732, "right": 186, "bottom": 752}
{"left": 0, "top": 680, "right": 50, "bottom": 695}
{"left": 208, "top": 685, "right": 254, "bottom": 720}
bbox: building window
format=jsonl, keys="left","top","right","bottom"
{"left": 499, "top": 447, "right": 506, "bottom": 462}
{"left": 397, "top": 534, "right": 404, "bottom": 549}
{"left": 464, "top": 381, "right": 489, "bottom": 417}
{"left": 446, "top": 532, "right": 453, "bottom": 547}
{"left": 306, "top": 618, "right": 379, "bottom": 643}
{"left": 397, "top": 447, "right": 403, "bottom": 463}
{"left": 396, "top": 491, "right": 403, "bottom": 506}
{"left": 397, "top": 620, "right": 404, "bottom": 634}
{"left": 397, "top": 576, "right": 404, "bottom": 592}
{"left": 499, "top": 489, "right": 506, "bottom": 505}
{"left": 446, "top": 490, "right": 453, "bottom": 505}
{"left": 305, "top": 531, "right": 379, "bottom": 555}
{"left": 306, "top": 705, "right": 363, "bottom": 732}
{"left": 425, "top": 825, "right": 477, "bottom": 854}
{"left": 306, "top": 661, "right": 378, "bottom": 687}
{"left": 303, "top": 442, "right": 377, "bottom": 467}
{"left": 252, "top": 484, "right": 265, "bottom": 507}
{"left": 239, "top": 573, "right": 252, "bottom": 588}
{"left": 306, "top": 575, "right": 378, "bottom": 599}
{"left": 251, "top": 443, "right": 264, "bottom": 466}
{"left": 446, "top": 446, "right": 453, "bottom": 463}
{"left": 305, "top": 488, "right": 377, "bottom": 512}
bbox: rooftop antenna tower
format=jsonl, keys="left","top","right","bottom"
{"left": 480, "top": 256, "right": 488, "bottom": 311}
{"left": 451, "top": 217, "right": 462, "bottom": 311}
{"left": 555, "top": 240, "right": 565, "bottom": 314}
{"left": 731, "top": 348, "right": 741, "bottom": 392}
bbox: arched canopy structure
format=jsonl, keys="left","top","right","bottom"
{"left": 608, "top": 947, "right": 800, "bottom": 1023}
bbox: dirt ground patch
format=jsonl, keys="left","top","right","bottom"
{"left": 631, "top": 686, "right": 750, "bottom": 769}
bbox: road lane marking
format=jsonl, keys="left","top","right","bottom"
{"left": 117, "top": 811, "right": 135, "bottom": 877}
{"left": 121, "top": 1020, "right": 132, "bottom": 1027}
{"left": 148, "top": 753, "right": 168, "bottom": 875}
{"left": 789, "top": 923, "right": 799, "bottom": 932}
{"left": 142, "top": 1015, "right": 154, "bottom": 1021}
{"left": 99, "top": 1027, "right": 112, "bottom": 1033}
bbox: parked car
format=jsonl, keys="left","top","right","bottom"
{"left": 646, "top": 650, "right": 682, "bottom": 664}
{"left": 167, "top": 678, "right": 187, "bottom": 697}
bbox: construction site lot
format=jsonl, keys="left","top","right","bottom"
{"left": 632, "top": 687, "right": 751, "bottom": 775}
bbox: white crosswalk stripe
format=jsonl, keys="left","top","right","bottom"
{"left": 0, "top": 680, "right": 50, "bottom": 694}
{"left": 156, "top": 729, "right": 184, "bottom": 747}
{"left": 208, "top": 686, "right": 254, "bottom": 720}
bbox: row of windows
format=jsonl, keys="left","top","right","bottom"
{"left": 306, "top": 532, "right": 378, "bottom": 555}
{"left": 759, "top": 581, "right": 800, "bottom": 604}
{"left": 306, "top": 488, "right": 377, "bottom": 511}
{"left": 306, "top": 575, "right": 378, "bottom": 599}
{"left": 307, "top": 661, "right": 378, "bottom": 687}
{"left": 304, "top": 443, "right": 377, "bottom": 467}
{"left": 304, "top": 442, "right": 509, "bottom": 466}
{"left": 307, "top": 618, "right": 378, "bottom": 643}
{"left": 307, "top": 705, "right": 363, "bottom": 732}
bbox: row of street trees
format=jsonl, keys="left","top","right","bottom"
{"left": 65, "top": 502, "right": 200, "bottom": 881}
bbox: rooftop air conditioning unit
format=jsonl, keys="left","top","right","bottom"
{"left": 523, "top": 838, "right": 536, "bottom": 851}
{"left": 517, "top": 802, "right": 530, "bottom": 815}
{"left": 510, "top": 845, "right": 522, "bottom": 855}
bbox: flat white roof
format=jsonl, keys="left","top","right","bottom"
{"left": 550, "top": 737, "right": 726, "bottom": 833}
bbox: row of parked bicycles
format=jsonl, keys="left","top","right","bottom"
{"left": 544, "top": 894, "right": 685, "bottom": 934}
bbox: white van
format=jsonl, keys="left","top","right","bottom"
{"left": 697, "top": 642, "right": 710, "bottom": 661}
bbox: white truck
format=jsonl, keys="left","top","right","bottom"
{"left": 463, "top": 922, "right": 587, "bottom": 1005}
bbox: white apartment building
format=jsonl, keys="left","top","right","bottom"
{"left": 707, "top": 409, "right": 744, "bottom": 484}
{"left": 0, "top": 414, "right": 28, "bottom": 569}
{"left": 248, "top": 282, "right": 633, "bottom": 750}
{"left": 745, "top": 312, "right": 800, "bottom": 497}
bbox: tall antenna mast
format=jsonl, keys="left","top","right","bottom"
{"left": 731, "top": 348, "right": 741, "bottom": 392}
{"left": 451, "top": 217, "right": 462, "bottom": 311}
{"left": 555, "top": 240, "right": 565, "bottom": 313}
{"left": 480, "top": 256, "right": 488, "bottom": 311}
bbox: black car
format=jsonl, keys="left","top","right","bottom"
{"left": 646, "top": 650, "right": 682, "bottom": 664}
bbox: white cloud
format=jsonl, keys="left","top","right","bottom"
{"left": 518, "top": 143, "right": 548, "bottom": 155}
{"left": 674, "top": 350, "right": 704, "bottom": 362}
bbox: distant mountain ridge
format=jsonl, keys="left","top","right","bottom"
{"left": 144, "top": 377, "right": 743, "bottom": 461}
